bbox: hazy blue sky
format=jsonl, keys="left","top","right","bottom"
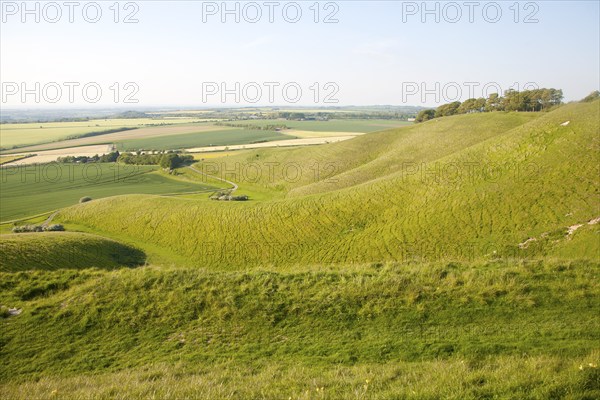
{"left": 1, "top": 1, "right": 598, "bottom": 107}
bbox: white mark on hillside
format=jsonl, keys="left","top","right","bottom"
{"left": 567, "top": 224, "right": 584, "bottom": 236}
{"left": 518, "top": 237, "right": 537, "bottom": 249}
{"left": 518, "top": 216, "right": 600, "bottom": 247}
{"left": 560, "top": 121, "right": 570, "bottom": 126}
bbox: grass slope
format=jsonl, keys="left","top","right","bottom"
{"left": 195, "top": 111, "right": 539, "bottom": 196}
{"left": 0, "top": 232, "right": 145, "bottom": 272}
{"left": 0, "top": 260, "right": 598, "bottom": 398}
{"left": 57, "top": 102, "right": 600, "bottom": 267}
{"left": 2, "top": 103, "right": 599, "bottom": 398}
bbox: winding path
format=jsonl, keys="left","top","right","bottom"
{"left": 41, "top": 210, "right": 60, "bottom": 227}
{"left": 187, "top": 165, "right": 238, "bottom": 193}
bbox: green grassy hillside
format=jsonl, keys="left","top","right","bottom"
{"left": 2, "top": 102, "right": 599, "bottom": 398}
{"left": 0, "top": 232, "right": 145, "bottom": 272}
{"left": 56, "top": 102, "right": 600, "bottom": 267}
{"left": 1, "top": 260, "right": 599, "bottom": 398}
{"left": 198, "top": 112, "right": 539, "bottom": 197}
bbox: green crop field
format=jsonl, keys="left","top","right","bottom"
{"left": 1, "top": 101, "right": 599, "bottom": 398}
{"left": 117, "top": 128, "right": 295, "bottom": 151}
{"left": 0, "top": 163, "right": 221, "bottom": 222}
{"left": 0, "top": 118, "right": 403, "bottom": 157}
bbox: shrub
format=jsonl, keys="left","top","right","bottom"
{"left": 11, "top": 224, "right": 65, "bottom": 233}
{"left": 79, "top": 196, "right": 92, "bottom": 203}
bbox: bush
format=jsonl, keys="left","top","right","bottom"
{"left": 11, "top": 224, "right": 65, "bottom": 233}
{"left": 209, "top": 192, "right": 249, "bottom": 201}
{"left": 79, "top": 197, "right": 92, "bottom": 203}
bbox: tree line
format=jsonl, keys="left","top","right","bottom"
{"left": 415, "top": 88, "right": 564, "bottom": 123}
{"left": 58, "top": 151, "right": 194, "bottom": 170}
{"left": 118, "top": 152, "right": 194, "bottom": 169}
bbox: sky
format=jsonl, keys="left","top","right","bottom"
{"left": 1, "top": 0, "right": 599, "bottom": 107}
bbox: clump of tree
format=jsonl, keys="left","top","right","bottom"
{"left": 117, "top": 152, "right": 193, "bottom": 169}
{"left": 435, "top": 101, "right": 462, "bottom": 118}
{"left": 415, "top": 109, "right": 435, "bottom": 122}
{"left": 415, "top": 88, "right": 563, "bottom": 123}
{"left": 79, "top": 196, "right": 92, "bottom": 203}
{"left": 12, "top": 224, "right": 65, "bottom": 233}
{"left": 581, "top": 90, "right": 600, "bottom": 102}
{"left": 210, "top": 191, "right": 249, "bottom": 201}
{"left": 279, "top": 112, "right": 306, "bottom": 120}
{"left": 58, "top": 151, "right": 120, "bottom": 163}
{"left": 215, "top": 122, "right": 290, "bottom": 131}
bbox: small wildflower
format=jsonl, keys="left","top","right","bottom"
{"left": 365, "top": 379, "right": 370, "bottom": 384}
{"left": 589, "top": 363, "right": 598, "bottom": 368}
{"left": 50, "top": 390, "right": 58, "bottom": 396}
{"left": 579, "top": 364, "right": 584, "bottom": 370}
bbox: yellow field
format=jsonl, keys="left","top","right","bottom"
{"left": 284, "top": 129, "right": 364, "bottom": 138}
{"left": 0, "top": 155, "right": 29, "bottom": 165}
{"left": 192, "top": 151, "right": 246, "bottom": 160}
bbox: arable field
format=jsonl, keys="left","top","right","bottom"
{"left": 1, "top": 118, "right": 410, "bottom": 156}
{"left": 0, "top": 118, "right": 204, "bottom": 151}
{"left": 0, "top": 163, "right": 220, "bottom": 222}
{"left": 223, "top": 118, "right": 413, "bottom": 133}
{"left": 117, "top": 128, "right": 295, "bottom": 151}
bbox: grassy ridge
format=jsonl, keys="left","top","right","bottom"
{"left": 200, "top": 112, "right": 539, "bottom": 196}
{"left": 1, "top": 259, "right": 598, "bottom": 397}
{"left": 57, "top": 102, "right": 600, "bottom": 267}
{"left": 0, "top": 232, "right": 145, "bottom": 272}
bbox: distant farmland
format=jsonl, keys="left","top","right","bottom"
{"left": 4, "top": 123, "right": 233, "bottom": 154}
{"left": 1, "top": 118, "right": 412, "bottom": 155}
{"left": 228, "top": 118, "right": 413, "bottom": 132}
{"left": 117, "top": 128, "right": 295, "bottom": 151}
{"left": 0, "top": 118, "right": 205, "bottom": 151}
